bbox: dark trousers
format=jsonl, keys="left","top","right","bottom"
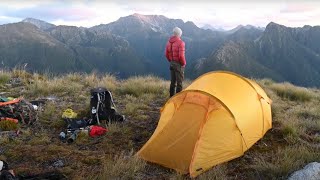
{"left": 170, "top": 61, "right": 184, "bottom": 97}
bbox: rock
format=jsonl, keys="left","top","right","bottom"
{"left": 52, "top": 160, "right": 64, "bottom": 168}
{"left": 288, "top": 162, "right": 320, "bottom": 180}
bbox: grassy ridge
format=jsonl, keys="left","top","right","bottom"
{"left": 0, "top": 71, "right": 319, "bottom": 179}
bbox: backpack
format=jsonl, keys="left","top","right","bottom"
{"left": 89, "top": 87, "right": 124, "bottom": 125}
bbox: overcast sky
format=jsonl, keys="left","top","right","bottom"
{"left": 0, "top": 0, "right": 319, "bottom": 30}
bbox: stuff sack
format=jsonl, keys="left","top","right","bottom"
{"left": 0, "top": 98, "right": 37, "bottom": 125}
{"left": 89, "top": 125, "right": 107, "bottom": 137}
{"left": 64, "top": 119, "right": 88, "bottom": 130}
{"left": 89, "top": 87, "right": 124, "bottom": 125}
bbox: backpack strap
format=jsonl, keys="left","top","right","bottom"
{"left": 96, "top": 93, "right": 101, "bottom": 125}
{"left": 107, "top": 91, "right": 116, "bottom": 109}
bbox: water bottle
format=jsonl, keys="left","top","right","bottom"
{"left": 59, "top": 132, "right": 66, "bottom": 140}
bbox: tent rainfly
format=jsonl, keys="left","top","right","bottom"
{"left": 137, "top": 71, "right": 272, "bottom": 177}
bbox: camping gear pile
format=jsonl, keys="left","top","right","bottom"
{"left": 0, "top": 97, "right": 37, "bottom": 126}
{"left": 59, "top": 87, "right": 125, "bottom": 143}
{"left": 60, "top": 116, "right": 108, "bottom": 143}
{"left": 137, "top": 71, "right": 272, "bottom": 177}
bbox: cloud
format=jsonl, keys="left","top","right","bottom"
{"left": 1, "top": 1, "right": 98, "bottom": 22}
{"left": 280, "top": 3, "right": 318, "bottom": 13}
{"left": 0, "top": 16, "right": 20, "bottom": 25}
{"left": 0, "top": 0, "right": 320, "bottom": 29}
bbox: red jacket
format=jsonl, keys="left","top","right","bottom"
{"left": 165, "top": 36, "right": 186, "bottom": 66}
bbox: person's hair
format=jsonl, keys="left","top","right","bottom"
{"left": 173, "top": 27, "right": 182, "bottom": 37}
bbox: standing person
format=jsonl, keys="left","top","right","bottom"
{"left": 165, "top": 27, "right": 186, "bottom": 97}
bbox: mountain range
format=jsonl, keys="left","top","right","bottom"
{"left": 1, "top": 14, "right": 320, "bottom": 87}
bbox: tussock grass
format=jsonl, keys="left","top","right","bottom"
{"left": 0, "top": 133, "right": 21, "bottom": 145}
{"left": 259, "top": 78, "right": 275, "bottom": 86}
{"left": 75, "top": 131, "right": 90, "bottom": 144}
{"left": 83, "top": 72, "right": 99, "bottom": 87}
{"left": 281, "top": 122, "right": 302, "bottom": 143}
{"left": 183, "top": 78, "right": 192, "bottom": 88}
{"left": 81, "top": 156, "right": 101, "bottom": 166}
{"left": 12, "top": 68, "right": 33, "bottom": 79}
{"left": 65, "top": 73, "right": 83, "bottom": 82}
{"left": 0, "top": 120, "right": 18, "bottom": 131}
{"left": 107, "top": 122, "right": 122, "bottom": 134}
{"left": 97, "top": 74, "right": 118, "bottom": 92}
{"left": 302, "top": 120, "right": 320, "bottom": 133}
{"left": 296, "top": 106, "right": 320, "bottom": 121}
{"left": 121, "top": 94, "right": 154, "bottom": 120}
{"left": 0, "top": 135, "right": 10, "bottom": 144}
{"left": 270, "top": 83, "right": 314, "bottom": 102}
{"left": 26, "top": 77, "right": 83, "bottom": 97}
{"left": 37, "top": 102, "right": 64, "bottom": 128}
{"left": 249, "top": 145, "right": 320, "bottom": 179}
{"left": 197, "top": 165, "right": 229, "bottom": 180}
{"left": 29, "top": 132, "right": 51, "bottom": 145}
{"left": 271, "top": 102, "right": 284, "bottom": 119}
{"left": 21, "top": 128, "right": 32, "bottom": 135}
{"left": 95, "top": 151, "right": 146, "bottom": 179}
{"left": 118, "top": 76, "right": 168, "bottom": 97}
{"left": 0, "top": 70, "right": 10, "bottom": 84}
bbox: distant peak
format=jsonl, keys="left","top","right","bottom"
{"left": 201, "top": 24, "right": 225, "bottom": 31}
{"left": 21, "top": 17, "right": 55, "bottom": 30}
{"left": 244, "top": 25, "right": 254, "bottom": 28}
{"left": 23, "top": 17, "right": 35, "bottom": 21}
{"left": 267, "top": 22, "right": 282, "bottom": 27}
{"left": 22, "top": 17, "right": 49, "bottom": 23}
{"left": 266, "top": 22, "right": 287, "bottom": 30}
{"left": 131, "top": 13, "right": 167, "bottom": 20}
{"left": 303, "top": 25, "right": 312, "bottom": 29}
{"left": 132, "top": 13, "right": 165, "bottom": 17}
{"left": 133, "top": 13, "right": 144, "bottom": 17}
{"left": 185, "top": 21, "right": 196, "bottom": 25}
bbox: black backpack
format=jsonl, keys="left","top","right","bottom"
{"left": 89, "top": 87, "right": 124, "bottom": 125}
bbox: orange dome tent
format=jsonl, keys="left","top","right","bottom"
{"left": 137, "top": 71, "right": 272, "bottom": 177}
